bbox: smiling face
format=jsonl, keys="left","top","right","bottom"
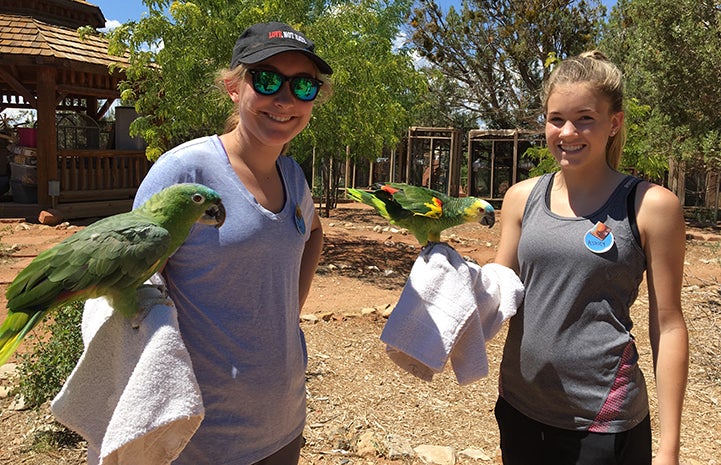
{"left": 545, "top": 82, "right": 623, "bottom": 171}
{"left": 227, "top": 52, "right": 318, "bottom": 151}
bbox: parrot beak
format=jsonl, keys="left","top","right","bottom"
{"left": 201, "top": 200, "right": 226, "bottom": 228}
{"left": 479, "top": 203, "right": 495, "bottom": 228}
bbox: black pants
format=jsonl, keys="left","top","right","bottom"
{"left": 494, "top": 396, "right": 651, "bottom": 465}
{"left": 252, "top": 434, "right": 304, "bottom": 465}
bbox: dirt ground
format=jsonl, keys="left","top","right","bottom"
{"left": 0, "top": 202, "right": 719, "bottom": 464}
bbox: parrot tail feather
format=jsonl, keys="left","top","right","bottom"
{"left": 0, "top": 310, "right": 47, "bottom": 366}
{"left": 346, "top": 188, "right": 392, "bottom": 221}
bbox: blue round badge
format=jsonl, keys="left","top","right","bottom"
{"left": 294, "top": 205, "right": 306, "bottom": 235}
{"left": 584, "top": 221, "right": 614, "bottom": 254}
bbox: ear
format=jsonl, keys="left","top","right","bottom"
{"left": 224, "top": 79, "right": 241, "bottom": 103}
{"left": 610, "top": 111, "right": 624, "bottom": 137}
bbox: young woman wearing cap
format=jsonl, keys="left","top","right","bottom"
{"left": 132, "top": 22, "right": 333, "bottom": 465}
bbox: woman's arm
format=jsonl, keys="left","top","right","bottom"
{"left": 494, "top": 178, "right": 537, "bottom": 273}
{"left": 298, "top": 210, "right": 323, "bottom": 310}
{"left": 636, "top": 182, "right": 688, "bottom": 465}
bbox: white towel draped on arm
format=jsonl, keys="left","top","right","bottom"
{"left": 380, "top": 242, "right": 524, "bottom": 385}
{"left": 51, "top": 276, "right": 204, "bottom": 465}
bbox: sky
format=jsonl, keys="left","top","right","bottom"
{"left": 91, "top": 1, "right": 466, "bottom": 27}
{"left": 91, "top": 1, "right": 617, "bottom": 29}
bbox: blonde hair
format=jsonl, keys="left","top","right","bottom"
{"left": 542, "top": 50, "right": 626, "bottom": 169}
{"left": 215, "top": 62, "right": 333, "bottom": 137}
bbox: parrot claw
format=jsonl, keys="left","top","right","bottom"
{"left": 131, "top": 282, "right": 172, "bottom": 329}
{"left": 131, "top": 306, "right": 153, "bottom": 329}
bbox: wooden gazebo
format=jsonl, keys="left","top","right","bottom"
{"left": 0, "top": 0, "right": 151, "bottom": 219}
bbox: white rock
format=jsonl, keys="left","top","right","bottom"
{"left": 414, "top": 444, "right": 456, "bottom": 465}
{"left": 385, "top": 434, "right": 414, "bottom": 459}
{"left": 9, "top": 394, "right": 27, "bottom": 411}
{"left": 0, "top": 363, "right": 18, "bottom": 380}
{"left": 459, "top": 447, "right": 492, "bottom": 461}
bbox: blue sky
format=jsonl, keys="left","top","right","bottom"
{"left": 91, "top": 1, "right": 467, "bottom": 26}
{"left": 92, "top": 1, "right": 616, "bottom": 29}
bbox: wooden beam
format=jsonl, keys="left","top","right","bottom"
{"left": 36, "top": 66, "right": 58, "bottom": 208}
{"left": 0, "top": 67, "right": 37, "bottom": 108}
{"left": 57, "top": 84, "right": 120, "bottom": 99}
{"left": 57, "top": 199, "right": 134, "bottom": 219}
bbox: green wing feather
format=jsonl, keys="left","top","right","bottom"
{"left": 6, "top": 216, "right": 171, "bottom": 313}
{"left": 384, "top": 182, "right": 449, "bottom": 218}
{"left": 0, "top": 182, "right": 225, "bottom": 366}
{"left": 347, "top": 185, "right": 435, "bottom": 244}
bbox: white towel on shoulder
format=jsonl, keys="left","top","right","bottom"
{"left": 51, "top": 276, "right": 204, "bottom": 465}
{"left": 380, "top": 242, "right": 524, "bottom": 385}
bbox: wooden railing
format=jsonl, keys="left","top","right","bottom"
{"left": 57, "top": 149, "right": 151, "bottom": 203}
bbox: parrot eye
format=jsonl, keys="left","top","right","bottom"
{"left": 192, "top": 193, "right": 205, "bottom": 204}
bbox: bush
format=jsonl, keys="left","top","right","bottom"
{"left": 17, "top": 301, "right": 84, "bottom": 408}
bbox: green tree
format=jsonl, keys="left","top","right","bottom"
{"left": 603, "top": 0, "right": 721, "bottom": 201}
{"left": 105, "top": 0, "right": 426, "bottom": 211}
{"left": 409, "top": 0, "right": 605, "bottom": 129}
{"left": 412, "top": 67, "right": 479, "bottom": 130}
{"left": 291, "top": 0, "right": 428, "bottom": 212}
{"left": 605, "top": 0, "right": 721, "bottom": 137}
{"left": 620, "top": 99, "right": 668, "bottom": 183}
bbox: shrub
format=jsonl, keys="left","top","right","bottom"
{"left": 17, "top": 301, "right": 84, "bottom": 408}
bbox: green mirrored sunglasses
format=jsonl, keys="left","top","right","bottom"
{"left": 248, "top": 69, "right": 322, "bottom": 102}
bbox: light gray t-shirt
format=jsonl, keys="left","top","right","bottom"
{"left": 499, "top": 173, "right": 649, "bottom": 433}
{"left": 133, "top": 135, "right": 313, "bottom": 464}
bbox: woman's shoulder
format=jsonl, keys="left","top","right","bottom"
{"left": 277, "top": 154, "right": 307, "bottom": 181}
{"left": 634, "top": 181, "right": 685, "bottom": 246}
{"left": 152, "top": 136, "right": 226, "bottom": 172}
{"left": 277, "top": 153, "right": 301, "bottom": 167}
{"left": 508, "top": 175, "right": 544, "bottom": 192}
{"left": 162, "top": 135, "right": 220, "bottom": 158}
{"left": 503, "top": 175, "right": 545, "bottom": 204}
{"left": 635, "top": 181, "right": 681, "bottom": 210}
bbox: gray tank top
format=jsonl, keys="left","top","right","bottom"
{"left": 499, "top": 173, "right": 649, "bottom": 433}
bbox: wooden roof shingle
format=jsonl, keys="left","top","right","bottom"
{"left": 0, "top": 0, "right": 106, "bottom": 29}
{"left": 0, "top": 13, "right": 127, "bottom": 68}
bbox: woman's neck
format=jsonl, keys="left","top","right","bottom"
{"left": 218, "top": 131, "right": 286, "bottom": 213}
{"left": 556, "top": 165, "right": 623, "bottom": 194}
{"left": 551, "top": 167, "right": 626, "bottom": 217}
{"left": 219, "top": 131, "right": 281, "bottom": 171}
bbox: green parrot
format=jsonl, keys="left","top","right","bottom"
{"left": 346, "top": 182, "right": 495, "bottom": 245}
{"left": 0, "top": 183, "right": 226, "bottom": 365}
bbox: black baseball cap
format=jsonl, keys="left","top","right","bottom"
{"left": 231, "top": 22, "right": 333, "bottom": 75}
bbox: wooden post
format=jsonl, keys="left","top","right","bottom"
{"left": 345, "top": 145, "right": 351, "bottom": 188}
{"left": 467, "top": 131, "right": 474, "bottom": 196}
{"left": 36, "top": 67, "right": 58, "bottom": 208}
{"left": 389, "top": 148, "right": 396, "bottom": 182}
{"left": 405, "top": 127, "right": 413, "bottom": 183}
{"left": 490, "top": 141, "right": 496, "bottom": 198}
{"left": 668, "top": 157, "right": 686, "bottom": 203}
{"left": 512, "top": 130, "right": 519, "bottom": 185}
{"left": 311, "top": 145, "right": 316, "bottom": 197}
